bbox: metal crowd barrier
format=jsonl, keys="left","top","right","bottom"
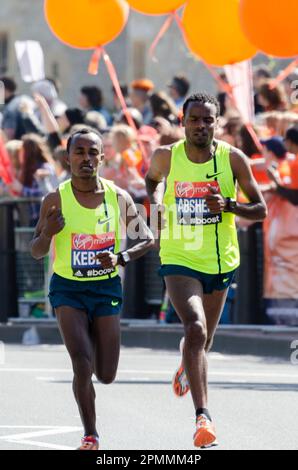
{"left": 0, "top": 197, "right": 265, "bottom": 324}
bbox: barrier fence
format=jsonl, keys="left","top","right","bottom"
{"left": 0, "top": 198, "right": 265, "bottom": 324}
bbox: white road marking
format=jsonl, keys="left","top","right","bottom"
{"left": 0, "top": 426, "right": 81, "bottom": 451}
{"left": 0, "top": 367, "right": 297, "bottom": 380}
{"left": 0, "top": 426, "right": 81, "bottom": 441}
{"left": 5, "top": 439, "right": 74, "bottom": 450}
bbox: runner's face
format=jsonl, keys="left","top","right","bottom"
{"left": 183, "top": 102, "right": 218, "bottom": 148}
{"left": 68, "top": 133, "right": 103, "bottom": 178}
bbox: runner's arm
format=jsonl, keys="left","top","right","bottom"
{"left": 145, "top": 147, "right": 171, "bottom": 204}
{"left": 30, "top": 191, "right": 64, "bottom": 260}
{"left": 117, "top": 188, "right": 155, "bottom": 262}
{"left": 230, "top": 149, "right": 268, "bottom": 220}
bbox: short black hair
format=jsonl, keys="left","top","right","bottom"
{"left": 66, "top": 127, "right": 103, "bottom": 154}
{"left": 80, "top": 86, "right": 103, "bottom": 109}
{"left": 0, "top": 76, "right": 17, "bottom": 93}
{"left": 253, "top": 65, "right": 272, "bottom": 79}
{"left": 285, "top": 126, "right": 298, "bottom": 145}
{"left": 183, "top": 92, "right": 220, "bottom": 117}
{"left": 171, "top": 75, "right": 190, "bottom": 97}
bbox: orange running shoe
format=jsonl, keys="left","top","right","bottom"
{"left": 193, "top": 415, "right": 218, "bottom": 448}
{"left": 77, "top": 435, "right": 99, "bottom": 450}
{"left": 172, "top": 337, "right": 190, "bottom": 397}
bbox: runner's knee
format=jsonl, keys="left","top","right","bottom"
{"left": 95, "top": 370, "right": 116, "bottom": 384}
{"left": 185, "top": 320, "right": 207, "bottom": 348}
{"left": 72, "top": 353, "right": 93, "bottom": 381}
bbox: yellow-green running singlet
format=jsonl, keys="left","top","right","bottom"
{"left": 53, "top": 178, "right": 121, "bottom": 281}
{"left": 160, "top": 139, "right": 240, "bottom": 274}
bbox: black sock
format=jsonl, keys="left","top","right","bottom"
{"left": 196, "top": 408, "right": 212, "bottom": 421}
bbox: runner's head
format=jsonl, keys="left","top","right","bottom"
{"left": 66, "top": 127, "right": 103, "bottom": 179}
{"left": 182, "top": 93, "right": 220, "bottom": 149}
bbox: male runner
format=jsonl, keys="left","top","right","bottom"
{"left": 31, "top": 127, "right": 154, "bottom": 450}
{"left": 145, "top": 93, "right": 267, "bottom": 448}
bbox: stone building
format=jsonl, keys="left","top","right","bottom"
{"left": 0, "top": 1, "right": 220, "bottom": 109}
{"left": 0, "top": 1, "right": 289, "bottom": 109}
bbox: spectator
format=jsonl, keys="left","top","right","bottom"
{"left": 31, "top": 79, "right": 67, "bottom": 118}
{"left": 79, "top": 85, "right": 112, "bottom": 125}
{"left": 0, "top": 76, "right": 35, "bottom": 140}
{"left": 114, "top": 107, "right": 143, "bottom": 130}
{"left": 56, "top": 108, "right": 85, "bottom": 134}
{"left": 5, "top": 139, "right": 22, "bottom": 180}
{"left": 111, "top": 84, "right": 131, "bottom": 112}
{"left": 130, "top": 79, "right": 154, "bottom": 125}
{"left": 52, "top": 145, "right": 70, "bottom": 183}
{"left": 149, "top": 91, "right": 178, "bottom": 125}
{"left": 253, "top": 65, "right": 272, "bottom": 114}
{"left": 167, "top": 75, "right": 190, "bottom": 110}
{"left": 258, "top": 80, "right": 289, "bottom": 112}
{"left": 110, "top": 124, "right": 146, "bottom": 198}
{"left": 10, "top": 134, "right": 58, "bottom": 225}
{"left": 85, "top": 110, "right": 107, "bottom": 132}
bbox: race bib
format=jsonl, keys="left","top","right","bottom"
{"left": 174, "top": 181, "right": 222, "bottom": 225}
{"left": 71, "top": 232, "right": 115, "bottom": 278}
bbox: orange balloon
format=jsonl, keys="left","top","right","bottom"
{"left": 182, "top": 0, "right": 257, "bottom": 66}
{"left": 239, "top": 0, "right": 298, "bottom": 58}
{"left": 44, "top": 0, "right": 129, "bottom": 49}
{"left": 127, "top": 0, "right": 185, "bottom": 15}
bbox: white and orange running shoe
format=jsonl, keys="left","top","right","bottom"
{"left": 172, "top": 337, "right": 190, "bottom": 398}
{"left": 193, "top": 414, "right": 218, "bottom": 449}
{"left": 77, "top": 435, "right": 99, "bottom": 450}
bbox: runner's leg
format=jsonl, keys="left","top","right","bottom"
{"left": 165, "top": 275, "right": 208, "bottom": 409}
{"left": 203, "top": 288, "right": 229, "bottom": 352}
{"left": 55, "top": 306, "right": 98, "bottom": 437}
{"left": 91, "top": 315, "right": 121, "bottom": 384}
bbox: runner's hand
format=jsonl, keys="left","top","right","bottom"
{"left": 43, "top": 206, "right": 65, "bottom": 238}
{"left": 96, "top": 251, "right": 118, "bottom": 269}
{"left": 205, "top": 185, "right": 227, "bottom": 213}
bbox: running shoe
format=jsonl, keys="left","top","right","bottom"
{"left": 172, "top": 337, "right": 190, "bottom": 397}
{"left": 193, "top": 414, "right": 218, "bottom": 448}
{"left": 77, "top": 435, "right": 99, "bottom": 450}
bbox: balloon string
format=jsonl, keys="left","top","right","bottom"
{"left": 173, "top": 12, "right": 233, "bottom": 94}
{"left": 0, "top": 134, "right": 13, "bottom": 184}
{"left": 101, "top": 47, "right": 147, "bottom": 160}
{"left": 244, "top": 123, "right": 263, "bottom": 154}
{"left": 88, "top": 47, "right": 103, "bottom": 75}
{"left": 269, "top": 57, "right": 298, "bottom": 90}
{"left": 149, "top": 13, "right": 175, "bottom": 59}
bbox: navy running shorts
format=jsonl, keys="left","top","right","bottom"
{"left": 49, "top": 273, "right": 122, "bottom": 321}
{"left": 159, "top": 264, "right": 236, "bottom": 295}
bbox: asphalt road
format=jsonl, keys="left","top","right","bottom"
{"left": 0, "top": 344, "right": 297, "bottom": 450}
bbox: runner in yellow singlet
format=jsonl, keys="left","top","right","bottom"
{"left": 145, "top": 93, "right": 267, "bottom": 448}
{"left": 31, "top": 128, "right": 154, "bottom": 450}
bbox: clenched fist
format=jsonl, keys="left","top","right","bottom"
{"left": 42, "top": 206, "right": 65, "bottom": 238}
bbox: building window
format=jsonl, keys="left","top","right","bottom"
{"left": 0, "top": 33, "right": 8, "bottom": 75}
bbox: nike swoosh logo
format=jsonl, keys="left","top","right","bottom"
{"left": 98, "top": 217, "right": 112, "bottom": 225}
{"left": 206, "top": 172, "right": 223, "bottom": 179}
{"left": 223, "top": 278, "right": 229, "bottom": 283}
{"left": 111, "top": 300, "right": 119, "bottom": 307}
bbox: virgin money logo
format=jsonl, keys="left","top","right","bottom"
{"left": 176, "top": 182, "right": 194, "bottom": 198}
{"left": 73, "top": 234, "right": 94, "bottom": 250}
